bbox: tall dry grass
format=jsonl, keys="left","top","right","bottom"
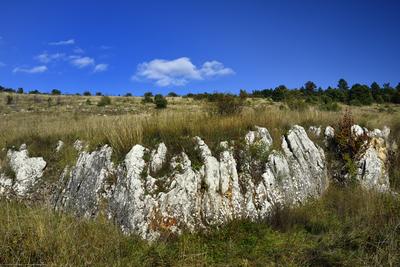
{"left": 1, "top": 185, "right": 400, "bottom": 266}
{"left": 1, "top": 104, "right": 397, "bottom": 156}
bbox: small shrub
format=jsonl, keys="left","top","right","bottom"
{"left": 97, "top": 96, "right": 112, "bottom": 107}
{"left": 83, "top": 91, "right": 91, "bottom": 96}
{"left": 96, "top": 92, "right": 103, "bottom": 96}
{"left": 154, "top": 94, "right": 167, "bottom": 109}
{"left": 47, "top": 97, "right": 52, "bottom": 107}
{"left": 124, "top": 93, "right": 132, "bottom": 97}
{"left": 142, "top": 92, "right": 153, "bottom": 103}
{"left": 215, "top": 95, "right": 243, "bottom": 115}
{"left": 286, "top": 98, "right": 308, "bottom": 111}
{"left": 333, "top": 111, "right": 369, "bottom": 184}
{"left": 5, "top": 95, "right": 13, "bottom": 105}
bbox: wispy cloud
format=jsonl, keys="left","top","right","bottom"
{"left": 35, "top": 52, "right": 66, "bottom": 63}
{"left": 49, "top": 39, "right": 75, "bottom": 46}
{"left": 13, "top": 65, "right": 48, "bottom": 74}
{"left": 69, "top": 56, "right": 95, "bottom": 68}
{"left": 133, "top": 57, "right": 234, "bottom": 86}
{"left": 93, "top": 63, "right": 108, "bottom": 73}
{"left": 73, "top": 47, "right": 85, "bottom": 54}
{"left": 0, "top": 62, "right": 5, "bottom": 67}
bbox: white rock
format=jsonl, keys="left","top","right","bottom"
{"left": 150, "top": 143, "right": 167, "bottom": 174}
{"left": 351, "top": 125, "right": 364, "bottom": 137}
{"left": 56, "top": 140, "right": 64, "bottom": 152}
{"left": 6, "top": 146, "right": 46, "bottom": 196}
{"left": 309, "top": 126, "right": 321, "bottom": 137}
{"left": 73, "top": 140, "right": 85, "bottom": 151}
{"left": 245, "top": 126, "right": 273, "bottom": 149}
{"left": 356, "top": 137, "right": 390, "bottom": 192}
{"left": 324, "top": 126, "right": 335, "bottom": 139}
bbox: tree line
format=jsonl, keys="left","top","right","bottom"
{"left": 1, "top": 79, "right": 400, "bottom": 106}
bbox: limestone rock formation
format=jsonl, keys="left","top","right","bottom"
{"left": 53, "top": 125, "right": 330, "bottom": 239}
{"left": 0, "top": 145, "right": 46, "bottom": 196}
{"left": 0, "top": 124, "right": 394, "bottom": 239}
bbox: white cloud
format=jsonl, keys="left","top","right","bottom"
{"left": 70, "top": 56, "right": 95, "bottom": 68}
{"left": 35, "top": 52, "right": 66, "bottom": 63}
{"left": 93, "top": 63, "right": 108, "bottom": 73}
{"left": 0, "top": 62, "right": 5, "bottom": 67}
{"left": 13, "top": 65, "right": 48, "bottom": 74}
{"left": 49, "top": 39, "right": 75, "bottom": 46}
{"left": 200, "top": 60, "right": 235, "bottom": 77}
{"left": 133, "top": 57, "right": 234, "bottom": 86}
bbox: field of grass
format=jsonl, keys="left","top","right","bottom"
{"left": 1, "top": 185, "right": 400, "bottom": 266}
{"left": 1, "top": 92, "right": 400, "bottom": 266}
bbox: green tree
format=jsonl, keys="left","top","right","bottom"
{"left": 338, "top": 79, "right": 349, "bottom": 91}
{"left": 370, "top": 82, "right": 381, "bottom": 102}
{"left": 272, "top": 85, "right": 288, "bottom": 102}
{"left": 304, "top": 81, "right": 317, "bottom": 95}
{"left": 29, "top": 90, "right": 40, "bottom": 94}
{"left": 349, "top": 84, "right": 373, "bottom": 105}
{"left": 167, "top": 92, "right": 178, "bottom": 97}
{"left": 83, "top": 91, "right": 91, "bottom": 96}
{"left": 17, "top": 88, "right": 24, "bottom": 94}
{"left": 392, "top": 83, "right": 400, "bottom": 104}
{"left": 51, "top": 89, "right": 61, "bottom": 95}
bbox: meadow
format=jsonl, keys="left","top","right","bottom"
{"left": 1, "top": 91, "right": 400, "bottom": 266}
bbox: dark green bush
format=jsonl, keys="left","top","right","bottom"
{"left": 154, "top": 94, "right": 167, "bottom": 109}
{"left": 142, "top": 92, "right": 154, "bottom": 103}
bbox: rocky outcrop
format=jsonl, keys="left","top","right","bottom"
{"left": 0, "top": 124, "right": 394, "bottom": 239}
{"left": 324, "top": 125, "right": 391, "bottom": 192}
{"left": 0, "top": 145, "right": 46, "bottom": 196}
{"left": 52, "top": 125, "right": 329, "bottom": 239}
{"left": 54, "top": 145, "right": 114, "bottom": 217}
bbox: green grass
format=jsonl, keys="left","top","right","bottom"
{"left": 1, "top": 186, "right": 400, "bottom": 266}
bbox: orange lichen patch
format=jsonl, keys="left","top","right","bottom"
{"left": 150, "top": 209, "right": 178, "bottom": 231}
{"left": 224, "top": 184, "right": 232, "bottom": 200}
{"left": 369, "top": 137, "right": 387, "bottom": 162}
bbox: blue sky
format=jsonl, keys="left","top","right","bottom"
{"left": 0, "top": 0, "right": 399, "bottom": 95}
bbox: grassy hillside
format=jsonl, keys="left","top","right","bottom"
{"left": 1, "top": 92, "right": 400, "bottom": 266}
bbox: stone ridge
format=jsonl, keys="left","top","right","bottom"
{"left": 0, "top": 125, "right": 392, "bottom": 240}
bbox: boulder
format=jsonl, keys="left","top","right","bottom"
{"left": 2, "top": 145, "right": 47, "bottom": 196}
